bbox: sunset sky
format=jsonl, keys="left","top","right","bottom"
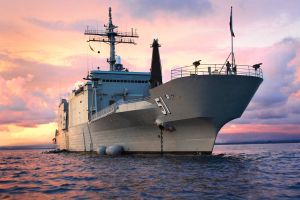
{"left": 1, "top": 0, "right": 300, "bottom": 146}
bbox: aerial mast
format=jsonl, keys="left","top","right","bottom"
{"left": 84, "top": 7, "right": 138, "bottom": 71}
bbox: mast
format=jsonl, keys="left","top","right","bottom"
{"left": 150, "top": 39, "right": 163, "bottom": 88}
{"left": 84, "top": 7, "right": 138, "bottom": 71}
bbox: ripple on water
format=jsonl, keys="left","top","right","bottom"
{"left": 0, "top": 144, "right": 299, "bottom": 199}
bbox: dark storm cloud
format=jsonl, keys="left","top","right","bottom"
{"left": 119, "top": 0, "right": 213, "bottom": 19}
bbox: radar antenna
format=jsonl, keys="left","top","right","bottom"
{"left": 84, "top": 7, "right": 138, "bottom": 71}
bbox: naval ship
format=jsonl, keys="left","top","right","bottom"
{"left": 54, "top": 7, "right": 263, "bottom": 154}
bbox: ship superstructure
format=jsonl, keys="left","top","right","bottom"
{"left": 54, "top": 7, "right": 263, "bottom": 154}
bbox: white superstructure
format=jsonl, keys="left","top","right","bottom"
{"left": 54, "top": 7, "right": 263, "bottom": 154}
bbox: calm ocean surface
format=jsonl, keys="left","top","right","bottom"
{"left": 0, "top": 143, "right": 299, "bottom": 199}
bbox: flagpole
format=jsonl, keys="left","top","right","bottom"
{"left": 231, "top": 29, "right": 234, "bottom": 67}
{"left": 231, "top": 6, "right": 234, "bottom": 67}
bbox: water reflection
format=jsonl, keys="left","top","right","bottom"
{"left": 0, "top": 143, "right": 299, "bottom": 199}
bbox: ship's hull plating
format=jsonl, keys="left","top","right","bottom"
{"left": 65, "top": 116, "right": 216, "bottom": 154}
{"left": 56, "top": 75, "right": 263, "bottom": 154}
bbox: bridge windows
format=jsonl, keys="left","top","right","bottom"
{"left": 101, "top": 79, "right": 149, "bottom": 83}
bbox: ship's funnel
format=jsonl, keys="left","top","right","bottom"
{"left": 150, "top": 39, "right": 162, "bottom": 88}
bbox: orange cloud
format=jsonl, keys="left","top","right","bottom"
{"left": 0, "top": 123, "right": 57, "bottom": 146}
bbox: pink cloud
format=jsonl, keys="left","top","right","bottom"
{"left": 0, "top": 74, "right": 55, "bottom": 127}
{"left": 1, "top": 0, "right": 300, "bottom": 146}
{"left": 227, "top": 38, "right": 300, "bottom": 125}
{"left": 0, "top": 52, "right": 101, "bottom": 127}
{"left": 222, "top": 124, "right": 300, "bottom": 135}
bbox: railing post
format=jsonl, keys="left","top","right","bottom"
{"left": 181, "top": 68, "right": 183, "bottom": 78}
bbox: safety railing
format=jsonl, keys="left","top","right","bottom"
{"left": 171, "top": 64, "right": 263, "bottom": 80}
{"left": 91, "top": 103, "right": 118, "bottom": 121}
{"left": 84, "top": 29, "right": 138, "bottom": 37}
{"left": 90, "top": 96, "right": 150, "bottom": 121}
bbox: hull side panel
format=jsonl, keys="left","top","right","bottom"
{"left": 150, "top": 75, "right": 263, "bottom": 130}
{"left": 64, "top": 110, "right": 217, "bottom": 153}
{"left": 57, "top": 75, "right": 262, "bottom": 153}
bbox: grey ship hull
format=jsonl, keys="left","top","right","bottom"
{"left": 57, "top": 75, "right": 262, "bottom": 154}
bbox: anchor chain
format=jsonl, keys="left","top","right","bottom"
{"left": 158, "top": 124, "right": 164, "bottom": 155}
{"left": 160, "top": 129, "right": 163, "bottom": 155}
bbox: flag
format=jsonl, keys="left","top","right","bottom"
{"left": 89, "top": 43, "right": 95, "bottom": 52}
{"left": 229, "top": 6, "right": 235, "bottom": 37}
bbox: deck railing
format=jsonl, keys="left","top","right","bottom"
{"left": 90, "top": 103, "right": 118, "bottom": 121}
{"left": 171, "top": 64, "right": 263, "bottom": 80}
{"left": 90, "top": 96, "right": 150, "bottom": 121}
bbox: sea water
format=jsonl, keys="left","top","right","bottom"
{"left": 0, "top": 143, "right": 299, "bottom": 199}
